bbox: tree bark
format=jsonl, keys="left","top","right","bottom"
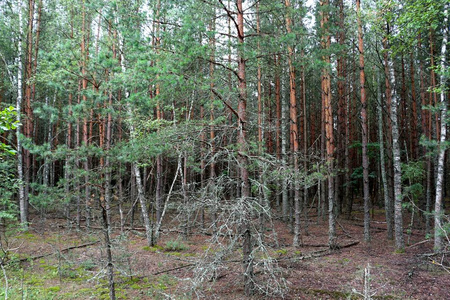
{"left": 236, "top": 0, "right": 253, "bottom": 294}
{"left": 16, "top": 0, "right": 27, "bottom": 227}
{"left": 434, "top": 4, "right": 448, "bottom": 253}
{"left": 24, "top": 0, "right": 35, "bottom": 209}
{"left": 384, "top": 26, "right": 404, "bottom": 251}
{"left": 377, "top": 71, "right": 393, "bottom": 240}
{"left": 357, "top": 0, "right": 370, "bottom": 242}
{"left": 320, "top": 0, "right": 336, "bottom": 249}
{"left": 284, "top": 0, "right": 301, "bottom": 248}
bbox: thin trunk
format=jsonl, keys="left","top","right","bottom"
{"left": 256, "top": 2, "right": 265, "bottom": 233}
{"left": 155, "top": 0, "right": 162, "bottom": 226}
{"left": 102, "top": 168, "right": 115, "bottom": 300}
{"left": 81, "top": 2, "right": 91, "bottom": 229}
{"left": 236, "top": 0, "right": 253, "bottom": 294}
{"left": 131, "top": 142, "right": 152, "bottom": 246}
{"left": 257, "top": 2, "right": 263, "bottom": 152}
{"left": 434, "top": 4, "right": 448, "bottom": 253}
{"left": 275, "top": 54, "right": 281, "bottom": 160}
{"left": 357, "top": 0, "right": 370, "bottom": 242}
{"left": 384, "top": 26, "right": 404, "bottom": 251}
{"left": 377, "top": 72, "right": 393, "bottom": 240}
{"left": 76, "top": 79, "right": 82, "bottom": 229}
{"left": 118, "top": 26, "right": 153, "bottom": 246}
{"left": 65, "top": 92, "right": 73, "bottom": 221}
{"left": 320, "top": 0, "right": 336, "bottom": 249}
{"left": 24, "top": 0, "right": 35, "bottom": 209}
{"left": 429, "top": 29, "right": 439, "bottom": 141}
{"left": 410, "top": 53, "right": 418, "bottom": 160}
{"left": 336, "top": 0, "right": 346, "bottom": 218}
{"left": 285, "top": 0, "right": 301, "bottom": 247}
{"left": 16, "top": 0, "right": 27, "bottom": 226}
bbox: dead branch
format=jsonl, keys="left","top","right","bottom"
{"left": 20, "top": 240, "right": 100, "bottom": 262}
{"left": 153, "top": 263, "right": 195, "bottom": 275}
{"left": 407, "top": 239, "right": 431, "bottom": 248}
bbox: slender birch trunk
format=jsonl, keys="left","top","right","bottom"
{"left": 434, "top": 4, "right": 448, "bottom": 253}
{"left": 118, "top": 32, "right": 153, "bottom": 246}
{"left": 16, "top": 0, "right": 27, "bottom": 227}
{"left": 384, "top": 25, "right": 404, "bottom": 251}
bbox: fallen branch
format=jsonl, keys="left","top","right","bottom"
{"left": 407, "top": 239, "right": 431, "bottom": 249}
{"left": 20, "top": 240, "right": 100, "bottom": 262}
{"left": 153, "top": 263, "right": 195, "bottom": 275}
{"left": 340, "top": 241, "right": 360, "bottom": 249}
{"left": 337, "top": 220, "right": 354, "bottom": 239}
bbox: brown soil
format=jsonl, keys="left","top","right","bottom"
{"left": 2, "top": 208, "right": 449, "bottom": 299}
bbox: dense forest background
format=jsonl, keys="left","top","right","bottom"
{"left": 0, "top": 0, "right": 449, "bottom": 298}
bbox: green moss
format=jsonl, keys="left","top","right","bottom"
{"left": 16, "top": 232, "right": 37, "bottom": 241}
{"left": 275, "top": 249, "right": 288, "bottom": 255}
{"left": 394, "top": 248, "right": 405, "bottom": 254}
{"left": 46, "top": 286, "right": 61, "bottom": 292}
{"left": 26, "top": 275, "right": 45, "bottom": 286}
{"left": 143, "top": 245, "right": 163, "bottom": 252}
{"left": 130, "top": 283, "right": 141, "bottom": 289}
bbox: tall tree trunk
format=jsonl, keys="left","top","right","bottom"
{"left": 284, "top": 0, "right": 301, "bottom": 247}
{"left": 384, "top": 26, "right": 404, "bottom": 251}
{"left": 429, "top": 28, "right": 439, "bottom": 141}
{"left": 155, "top": 0, "right": 163, "bottom": 226}
{"left": 24, "top": 0, "right": 35, "bottom": 210}
{"left": 357, "top": 0, "right": 370, "bottom": 242}
{"left": 409, "top": 53, "right": 418, "bottom": 160}
{"left": 377, "top": 72, "right": 393, "bottom": 240}
{"left": 419, "top": 33, "right": 432, "bottom": 235}
{"left": 256, "top": 2, "right": 265, "bottom": 233}
{"left": 236, "top": 0, "right": 253, "bottom": 294}
{"left": 336, "top": 0, "right": 346, "bottom": 217}
{"left": 81, "top": 2, "right": 91, "bottom": 229}
{"left": 320, "top": 0, "right": 336, "bottom": 249}
{"left": 434, "top": 4, "right": 448, "bottom": 253}
{"left": 209, "top": 10, "right": 217, "bottom": 228}
{"left": 16, "top": 0, "right": 27, "bottom": 227}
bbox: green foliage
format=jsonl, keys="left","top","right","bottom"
{"left": 0, "top": 106, "right": 19, "bottom": 156}
{"left": 164, "top": 239, "right": 189, "bottom": 252}
{"left": 401, "top": 161, "right": 425, "bottom": 203}
{"left": 0, "top": 107, "right": 19, "bottom": 221}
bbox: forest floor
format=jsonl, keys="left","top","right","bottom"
{"left": 0, "top": 202, "right": 449, "bottom": 299}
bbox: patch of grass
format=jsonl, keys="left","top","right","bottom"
{"left": 46, "top": 286, "right": 61, "bottom": 293}
{"left": 164, "top": 239, "right": 189, "bottom": 252}
{"left": 80, "top": 259, "right": 97, "bottom": 271}
{"left": 16, "top": 231, "right": 38, "bottom": 241}
{"left": 143, "top": 245, "right": 163, "bottom": 252}
{"left": 301, "top": 288, "right": 359, "bottom": 299}
{"left": 26, "top": 274, "right": 45, "bottom": 286}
